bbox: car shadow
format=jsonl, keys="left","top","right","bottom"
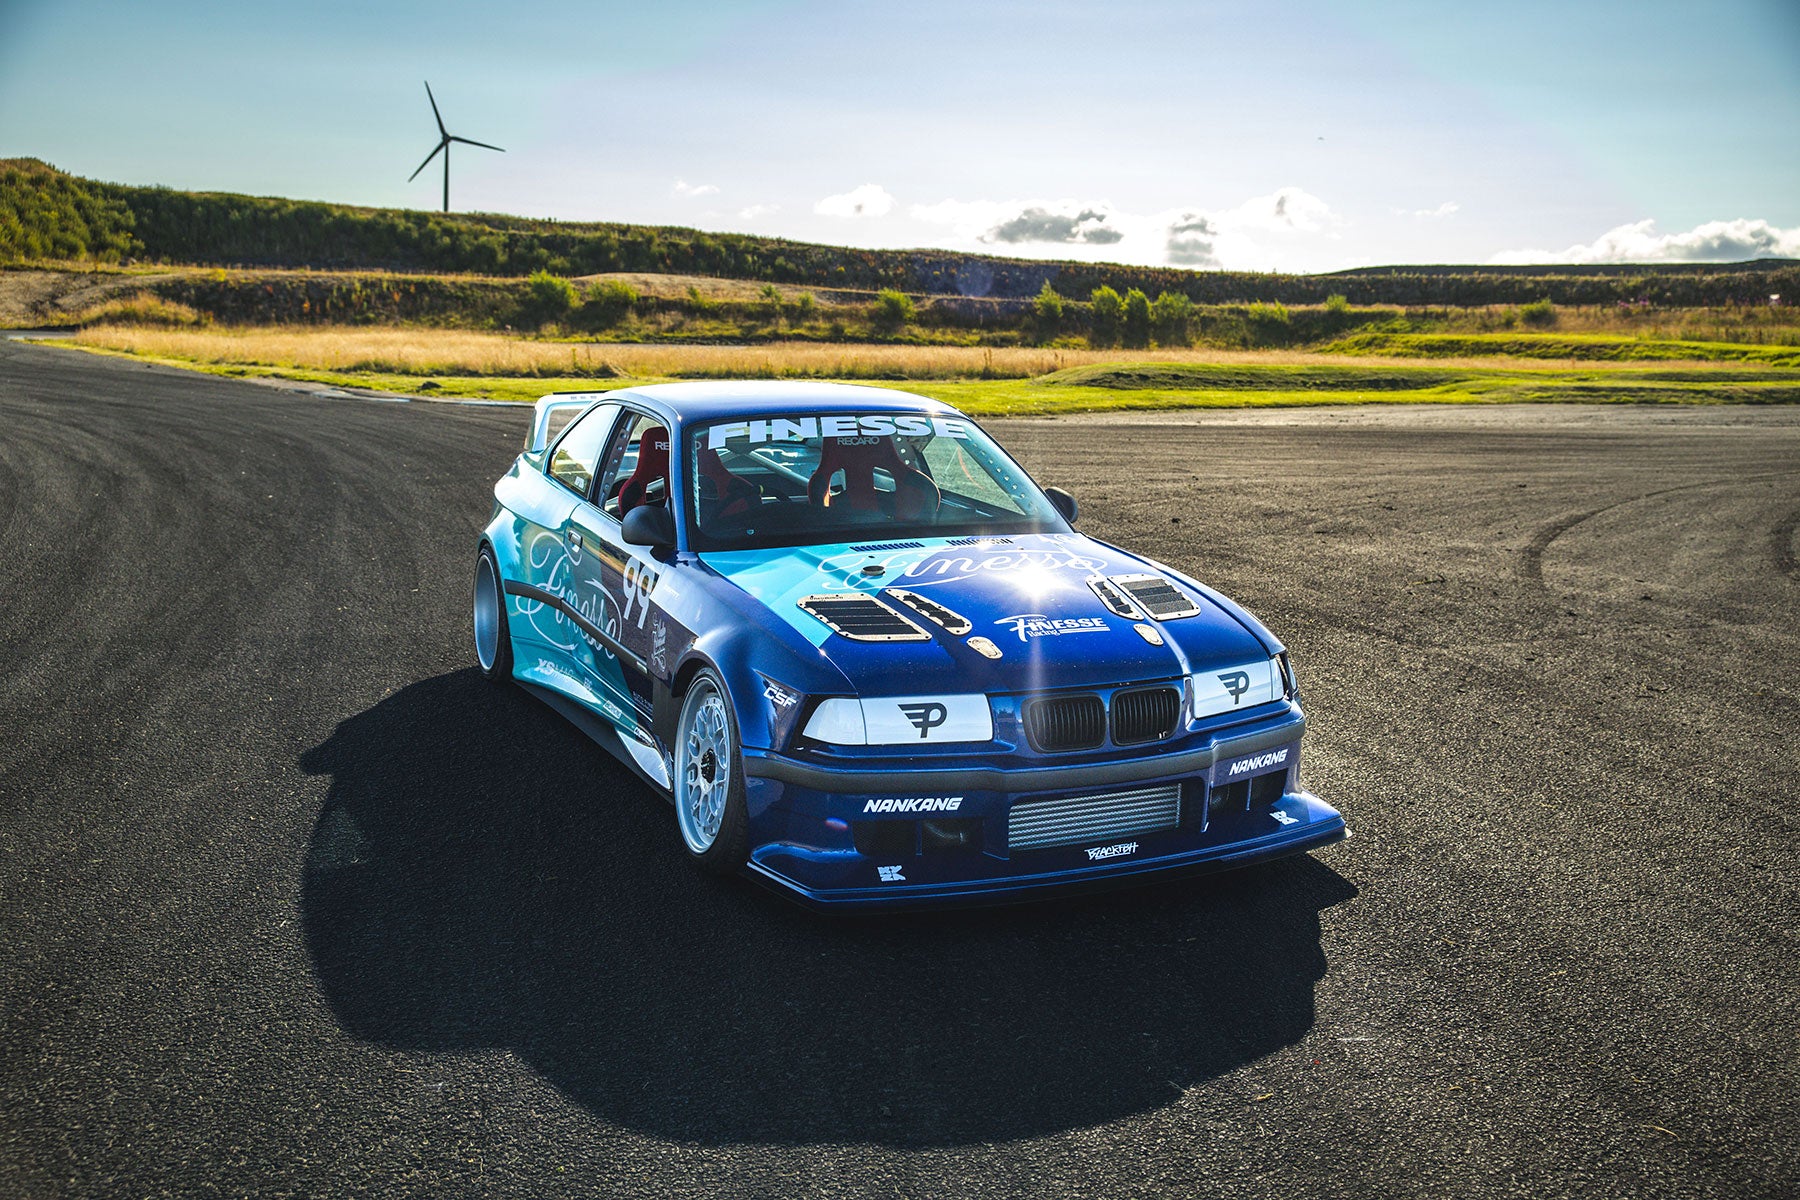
{"left": 299, "top": 669, "right": 1357, "bottom": 1148}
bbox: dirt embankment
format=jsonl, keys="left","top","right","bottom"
{"left": 0, "top": 268, "right": 185, "bottom": 328}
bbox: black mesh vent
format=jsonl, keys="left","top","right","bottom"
{"left": 1087, "top": 575, "right": 1143, "bottom": 619}
{"left": 848, "top": 540, "right": 925, "bottom": 552}
{"left": 797, "top": 594, "right": 930, "bottom": 641}
{"left": 1114, "top": 575, "right": 1201, "bottom": 620}
{"left": 1110, "top": 686, "right": 1181, "bottom": 745}
{"left": 886, "top": 588, "right": 972, "bottom": 635}
{"left": 1023, "top": 694, "right": 1106, "bottom": 753}
{"left": 946, "top": 536, "right": 1015, "bottom": 546}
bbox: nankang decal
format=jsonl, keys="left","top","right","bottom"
{"left": 1225, "top": 747, "right": 1290, "bottom": 777}
{"left": 862, "top": 797, "right": 964, "bottom": 814}
{"left": 1085, "top": 841, "right": 1139, "bottom": 861}
{"left": 998, "top": 614, "right": 1109, "bottom": 642}
{"left": 707, "top": 414, "right": 972, "bottom": 448}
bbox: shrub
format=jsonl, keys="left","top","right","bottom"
{"left": 584, "top": 278, "right": 637, "bottom": 326}
{"left": 873, "top": 288, "right": 915, "bottom": 329}
{"left": 1149, "top": 290, "right": 1194, "bottom": 346}
{"left": 1032, "top": 281, "right": 1065, "bottom": 340}
{"left": 1325, "top": 293, "right": 1351, "bottom": 315}
{"left": 759, "top": 283, "right": 782, "bottom": 322}
{"left": 684, "top": 284, "right": 717, "bottom": 314}
{"left": 1519, "top": 298, "right": 1557, "bottom": 327}
{"left": 1246, "top": 300, "right": 1290, "bottom": 325}
{"left": 1123, "top": 288, "right": 1151, "bottom": 348}
{"left": 794, "top": 292, "right": 817, "bottom": 320}
{"left": 1089, "top": 286, "right": 1123, "bottom": 346}
{"left": 522, "top": 270, "right": 576, "bottom": 326}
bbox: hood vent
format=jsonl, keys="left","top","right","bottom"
{"left": 946, "top": 536, "right": 1015, "bottom": 546}
{"left": 1087, "top": 575, "right": 1144, "bottom": 619}
{"left": 885, "top": 588, "right": 973, "bottom": 635}
{"left": 849, "top": 540, "right": 925, "bottom": 552}
{"left": 797, "top": 594, "right": 930, "bottom": 642}
{"left": 1112, "top": 574, "right": 1201, "bottom": 620}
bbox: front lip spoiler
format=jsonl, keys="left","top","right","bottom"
{"left": 741, "top": 711, "right": 1305, "bottom": 794}
{"left": 747, "top": 814, "right": 1350, "bottom": 912}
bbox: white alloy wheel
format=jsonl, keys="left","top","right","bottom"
{"left": 676, "top": 679, "right": 734, "bottom": 855}
{"left": 473, "top": 552, "right": 502, "bottom": 672}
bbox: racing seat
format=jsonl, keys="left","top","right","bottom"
{"left": 696, "top": 447, "right": 760, "bottom": 521}
{"left": 808, "top": 436, "right": 940, "bottom": 520}
{"left": 617, "top": 425, "right": 670, "bottom": 516}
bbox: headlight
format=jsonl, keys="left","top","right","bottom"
{"left": 1190, "top": 658, "right": 1283, "bottom": 719}
{"left": 802, "top": 695, "right": 993, "bottom": 746}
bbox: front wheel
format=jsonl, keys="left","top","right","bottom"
{"left": 473, "top": 545, "right": 514, "bottom": 682}
{"left": 674, "top": 670, "right": 749, "bottom": 872}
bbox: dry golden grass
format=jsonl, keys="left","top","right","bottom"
{"left": 67, "top": 324, "right": 1757, "bottom": 380}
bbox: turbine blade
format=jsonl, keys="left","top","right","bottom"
{"left": 448, "top": 136, "right": 505, "bottom": 153}
{"left": 407, "top": 140, "right": 446, "bottom": 182}
{"left": 424, "top": 81, "right": 446, "bottom": 137}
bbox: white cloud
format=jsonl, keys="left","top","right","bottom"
{"left": 737, "top": 203, "right": 778, "bottom": 220}
{"left": 1407, "top": 200, "right": 1460, "bottom": 219}
{"left": 1213, "top": 187, "right": 1341, "bottom": 236}
{"left": 1491, "top": 217, "right": 1800, "bottom": 265}
{"left": 814, "top": 183, "right": 895, "bottom": 218}
{"left": 909, "top": 187, "right": 1346, "bottom": 271}
{"left": 671, "top": 180, "right": 719, "bottom": 197}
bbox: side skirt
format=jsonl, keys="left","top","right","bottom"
{"left": 519, "top": 681, "right": 674, "bottom": 797}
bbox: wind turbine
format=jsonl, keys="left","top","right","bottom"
{"left": 407, "top": 82, "right": 503, "bottom": 213}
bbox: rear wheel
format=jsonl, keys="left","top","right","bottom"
{"left": 674, "top": 670, "right": 749, "bottom": 872}
{"left": 473, "top": 545, "right": 514, "bottom": 682}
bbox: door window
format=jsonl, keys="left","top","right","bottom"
{"left": 547, "top": 403, "right": 620, "bottom": 498}
{"left": 596, "top": 411, "right": 672, "bottom": 519}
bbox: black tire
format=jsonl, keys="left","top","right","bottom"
{"left": 673, "top": 669, "right": 750, "bottom": 873}
{"left": 472, "top": 544, "right": 514, "bottom": 683}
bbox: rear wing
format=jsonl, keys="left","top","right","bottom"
{"left": 525, "top": 392, "right": 611, "bottom": 454}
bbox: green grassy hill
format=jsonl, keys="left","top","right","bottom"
{"left": 5, "top": 158, "right": 1798, "bottom": 308}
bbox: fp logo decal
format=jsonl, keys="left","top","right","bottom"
{"left": 1217, "top": 671, "right": 1251, "bottom": 703}
{"left": 898, "top": 702, "right": 948, "bottom": 738}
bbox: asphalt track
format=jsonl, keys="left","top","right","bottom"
{"left": 1, "top": 339, "right": 1795, "bottom": 1199}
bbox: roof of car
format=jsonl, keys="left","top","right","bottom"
{"left": 549, "top": 380, "right": 961, "bottom": 423}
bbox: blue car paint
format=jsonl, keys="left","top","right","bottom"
{"left": 479, "top": 382, "right": 1346, "bottom": 908}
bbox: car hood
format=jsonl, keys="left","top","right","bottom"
{"left": 699, "top": 533, "right": 1269, "bottom": 695}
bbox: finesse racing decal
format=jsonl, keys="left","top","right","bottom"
{"left": 707, "top": 414, "right": 973, "bottom": 448}
{"left": 998, "top": 614, "right": 1109, "bottom": 642}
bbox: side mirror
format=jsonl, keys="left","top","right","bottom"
{"left": 621, "top": 504, "right": 677, "bottom": 550}
{"left": 1045, "top": 487, "right": 1079, "bottom": 524}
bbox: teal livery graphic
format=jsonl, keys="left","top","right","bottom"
{"left": 472, "top": 381, "right": 1348, "bottom": 908}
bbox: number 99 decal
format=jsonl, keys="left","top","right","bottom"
{"left": 620, "top": 558, "right": 659, "bottom": 629}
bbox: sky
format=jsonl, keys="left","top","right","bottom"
{"left": 2, "top": 0, "right": 1797, "bottom": 273}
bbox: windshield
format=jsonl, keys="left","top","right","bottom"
{"left": 684, "top": 411, "right": 1068, "bottom": 550}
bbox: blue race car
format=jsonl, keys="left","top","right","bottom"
{"left": 473, "top": 382, "right": 1347, "bottom": 908}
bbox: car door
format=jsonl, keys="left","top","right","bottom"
{"left": 563, "top": 409, "right": 671, "bottom": 735}
{"left": 520, "top": 401, "right": 620, "bottom": 680}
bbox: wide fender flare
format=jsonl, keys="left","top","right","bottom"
{"left": 666, "top": 621, "right": 852, "bottom": 754}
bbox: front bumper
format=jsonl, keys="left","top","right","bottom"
{"left": 739, "top": 704, "right": 1347, "bottom": 910}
